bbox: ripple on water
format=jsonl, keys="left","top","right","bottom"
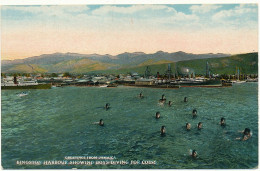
{"left": 1, "top": 83, "right": 258, "bottom": 169}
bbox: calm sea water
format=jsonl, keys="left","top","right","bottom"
{"left": 1, "top": 83, "right": 258, "bottom": 169}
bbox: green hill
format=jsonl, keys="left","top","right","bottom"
{"left": 90, "top": 53, "right": 258, "bottom": 75}
{"left": 46, "top": 58, "right": 116, "bottom": 73}
{"left": 3, "top": 64, "right": 47, "bottom": 73}
{"left": 177, "top": 53, "right": 258, "bottom": 75}
{"left": 138, "top": 59, "right": 173, "bottom": 67}
{"left": 2, "top": 58, "right": 117, "bottom": 74}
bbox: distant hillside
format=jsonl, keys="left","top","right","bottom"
{"left": 1, "top": 51, "right": 230, "bottom": 73}
{"left": 138, "top": 59, "right": 173, "bottom": 67}
{"left": 90, "top": 53, "right": 258, "bottom": 75}
{"left": 2, "top": 58, "right": 116, "bottom": 74}
{"left": 2, "top": 52, "right": 257, "bottom": 75}
{"left": 176, "top": 53, "right": 258, "bottom": 75}
{"left": 46, "top": 58, "right": 116, "bottom": 73}
{"left": 2, "top": 64, "right": 48, "bottom": 73}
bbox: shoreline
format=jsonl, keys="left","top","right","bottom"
{"left": 56, "top": 84, "right": 231, "bottom": 89}
{"left": 1, "top": 84, "right": 51, "bottom": 90}
{"left": 2, "top": 82, "right": 253, "bottom": 90}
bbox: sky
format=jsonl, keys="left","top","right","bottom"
{"left": 1, "top": 4, "right": 258, "bottom": 60}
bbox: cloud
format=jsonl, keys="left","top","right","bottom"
{"left": 190, "top": 4, "right": 222, "bottom": 14}
{"left": 2, "top": 5, "right": 90, "bottom": 18}
{"left": 212, "top": 4, "right": 257, "bottom": 21}
{"left": 91, "top": 5, "right": 175, "bottom": 15}
{"left": 88, "top": 5, "right": 200, "bottom": 31}
{"left": 172, "top": 12, "right": 199, "bottom": 22}
{"left": 2, "top": 4, "right": 257, "bottom": 34}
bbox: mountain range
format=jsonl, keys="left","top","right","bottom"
{"left": 1, "top": 51, "right": 231, "bottom": 74}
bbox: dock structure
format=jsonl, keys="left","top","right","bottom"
{"left": 2, "top": 84, "right": 51, "bottom": 90}
{"left": 181, "top": 84, "right": 223, "bottom": 88}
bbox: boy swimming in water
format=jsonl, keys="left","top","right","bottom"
{"left": 161, "top": 126, "right": 166, "bottom": 136}
{"left": 220, "top": 117, "right": 226, "bottom": 126}
{"left": 156, "top": 112, "right": 160, "bottom": 119}
{"left": 237, "top": 128, "right": 252, "bottom": 141}
{"left": 186, "top": 123, "right": 191, "bottom": 130}
{"left": 139, "top": 92, "right": 144, "bottom": 98}
{"left": 243, "top": 128, "right": 251, "bottom": 140}
{"left": 159, "top": 94, "right": 166, "bottom": 104}
{"left": 197, "top": 122, "right": 202, "bottom": 130}
{"left": 192, "top": 109, "right": 197, "bottom": 118}
{"left": 93, "top": 119, "right": 104, "bottom": 126}
{"left": 99, "top": 119, "right": 104, "bottom": 126}
{"left": 105, "top": 103, "right": 110, "bottom": 110}
{"left": 191, "top": 150, "right": 197, "bottom": 158}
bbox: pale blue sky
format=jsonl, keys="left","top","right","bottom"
{"left": 1, "top": 4, "right": 258, "bottom": 59}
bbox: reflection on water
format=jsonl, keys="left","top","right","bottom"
{"left": 1, "top": 83, "right": 258, "bottom": 169}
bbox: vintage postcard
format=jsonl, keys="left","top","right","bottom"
{"left": 1, "top": 1, "right": 258, "bottom": 169}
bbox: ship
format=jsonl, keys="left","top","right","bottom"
{"left": 1, "top": 76, "right": 51, "bottom": 90}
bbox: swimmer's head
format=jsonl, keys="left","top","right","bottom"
{"left": 156, "top": 112, "right": 161, "bottom": 119}
{"left": 105, "top": 103, "right": 110, "bottom": 109}
{"left": 161, "top": 126, "right": 166, "bottom": 134}
{"left": 220, "top": 118, "right": 225, "bottom": 126}
{"left": 186, "top": 123, "right": 191, "bottom": 130}
{"left": 242, "top": 128, "right": 251, "bottom": 141}
{"left": 244, "top": 128, "right": 251, "bottom": 135}
{"left": 162, "top": 94, "right": 165, "bottom": 99}
{"left": 197, "top": 122, "right": 202, "bottom": 129}
{"left": 99, "top": 119, "right": 104, "bottom": 126}
{"left": 192, "top": 109, "right": 197, "bottom": 117}
{"left": 192, "top": 150, "right": 197, "bottom": 158}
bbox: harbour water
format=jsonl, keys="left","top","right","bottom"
{"left": 1, "top": 83, "right": 258, "bottom": 169}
